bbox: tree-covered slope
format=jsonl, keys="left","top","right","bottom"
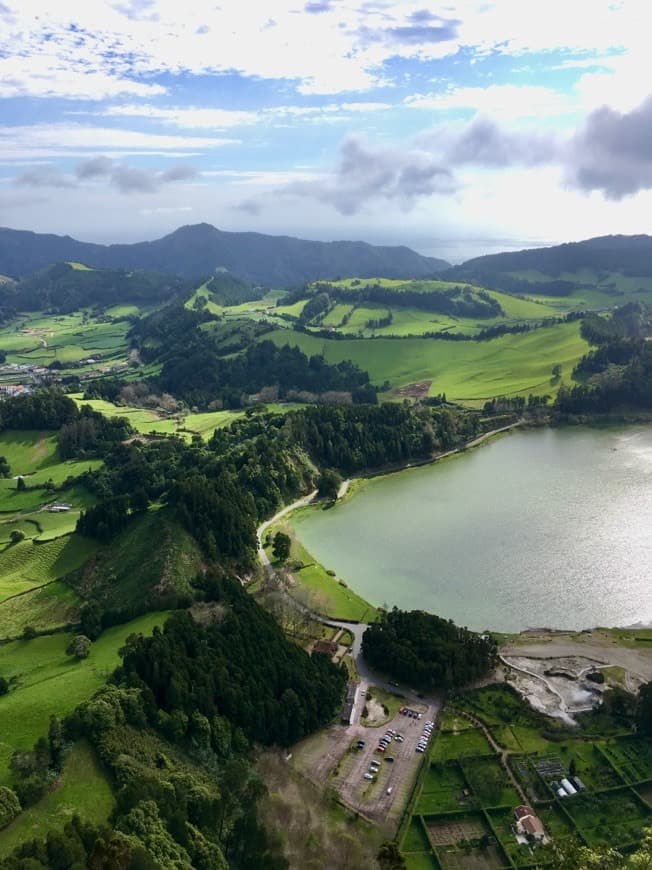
{"left": 0, "top": 223, "right": 449, "bottom": 285}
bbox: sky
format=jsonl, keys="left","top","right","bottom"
{"left": 0, "top": 0, "right": 651, "bottom": 262}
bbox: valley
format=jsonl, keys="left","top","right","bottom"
{"left": 0, "top": 233, "right": 651, "bottom": 867}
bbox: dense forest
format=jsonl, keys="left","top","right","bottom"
{"left": 362, "top": 609, "right": 497, "bottom": 690}
{"left": 0, "top": 262, "right": 194, "bottom": 313}
{"left": 123, "top": 305, "right": 377, "bottom": 407}
{"left": 555, "top": 303, "right": 652, "bottom": 414}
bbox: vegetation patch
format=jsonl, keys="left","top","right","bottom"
{"left": 66, "top": 508, "right": 202, "bottom": 621}
{"left": 432, "top": 730, "right": 494, "bottom": 762}
{"left": 0, "top": 612, "right": 167, "bottom": 786}
{"left": 0, "top": 535, "right": 96, "bottom": 602}
{"left": 0, "top": 740, "right": 114, "bottom": 859}
{"left": 0, "top": 580, "right": 80, "bottom": 640}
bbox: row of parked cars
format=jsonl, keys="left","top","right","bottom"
{"left": 376, "top": 727, "right": 404, "bottom": 756}
{"left": 415, "top": 720, "right": 434, "bottom": 753}
{"left": 399, "top": 706, "right": 422, "bottom": 719}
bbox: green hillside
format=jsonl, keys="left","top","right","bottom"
{"left": 265, "top": 321, "right": 589, "bottom": 403}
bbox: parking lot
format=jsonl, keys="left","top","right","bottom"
{"left": 296, "top": 688, "right": 441, "bottom": 827}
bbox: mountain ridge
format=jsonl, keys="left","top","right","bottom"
{"left": 0, "top": 223, "right": 450, "bottom": 286}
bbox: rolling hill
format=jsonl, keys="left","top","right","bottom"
{"left": 0, "top": 223, "right": 450, "bottom": 286}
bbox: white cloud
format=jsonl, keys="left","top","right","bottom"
{"left": 99, "top": 101, "right": 392, "bottom": 130}
{"left": 0, "top": 0, "right": 645, "bottom": 100}
{"left": 0, "top": 123, "right": 237, "bottom": 161}
{"left": 406, "top": 85, "right": 576, "bottom": 120}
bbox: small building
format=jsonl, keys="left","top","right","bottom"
{"left": 572, "top": 776, "right": 586, "bottom": 792}
{"left": 48, "top": 503, "right": 72, "bottom": 513}
{"left": 313, "top": 640, "right": 338, "bottom": 657}
{"left": 521, "top": 816, "right": 546, "bottom": 841}
{"left": 514, "top": 806, "right": 548, "bottom": 843}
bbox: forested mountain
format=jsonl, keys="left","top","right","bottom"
{"left": 446, "top": 234, "right": 652, "bottom": 295}
{"left": 0, "top": 262, "right": 194, "bottom": 313}
{"left": 0, "top": 224, "right": 449, "bottom": 286}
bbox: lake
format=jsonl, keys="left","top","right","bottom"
{"left": 292, "top": 426, "right": 652, "bottom": 632}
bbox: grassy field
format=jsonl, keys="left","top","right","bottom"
{"left": 266, "top": 516, "right": 378, "bottom": 622}
{"left": 0, "top": 580, "right": 81, "bottom": 640}
{"left": 431, "top": 729, "right": 494, "bottom": 761}
{"left": 0, "top": 740, "right": 114, "bottom": 858}
{"left": 0, "top": 535, "right": 96, "bottom": 602}
{"left": 265, "top": 321, "right": 589, "bottom": 404}
{"left": 0, "top": 310, "right": 131, "bottom": 369}
{"left": 297, "top": 278, "right": 561, "bottom": 339}
{"left": 0, "top": 611, "right": 168, "bottom": 787}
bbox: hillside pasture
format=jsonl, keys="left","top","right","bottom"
{"left": 0, "top": 534, "right": 96, "bottom": 601}
{"left": 0, "top": 612, "right": 167, "bottom": 787}
{"left": 0, "top": 741, "right": 115, "bottom": 859}
{"left": 265, "top": 321, "right": 588, "bottom": 404}
{"left": 0, "top": 580, "right": 81, "bottom": 640}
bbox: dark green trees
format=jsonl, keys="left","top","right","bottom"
{"left": 272, "top": 531, "right": 291, "bottom": 562}
{"left": 362, "top": 608, "right": 497, "bottom": 691}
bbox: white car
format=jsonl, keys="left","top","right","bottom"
{"left": 364, "top": 772, "right": 375, "bottom": 780}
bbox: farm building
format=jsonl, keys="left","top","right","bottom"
{"left": 514, "top": 806, "right": 547, "bottom": 843}
{"left": 47, "top": 503, "right": 72, "bottom": 512}
{"left": 313, "top": 639, "right": 338, "bottom": 657}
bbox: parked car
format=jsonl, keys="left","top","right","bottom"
{"left": 364, "top": 773, "right": 375, "bottom": 781}
{"left": 385, "top": 756, "right": 395, "bottom": 763}
{"left": 386, "top": 787, "right": 393, "bottom": 795}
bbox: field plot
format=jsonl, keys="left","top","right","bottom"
{"left": 461, "top": 757, "right": 521, "bottom": 808}
{"left": 0, "top": 311, "right": 131, "bottom": 368}
{"left": 0, "top": 580, "right": 80, "bottom": 639}
{"left": 0, "top": 535, "right": 96, "bottom": 601}
{"left": 425, "top": 813, "right": 509, "bottom": 870}
{"left": 416, "top": 763, "right": 471, "bottom": 814}
{"left": 266, "top": 321, "right": 588, "bottom": 404}
{"left": 562, "top": 788, "right": 649, "bottom": 847}
{"left": 602, "top": 737, "right": 652, "bottom": 784}
{"left": 0, "top": 741, "right": 114, "bottom": 859}
{"left": 560, "top": 741, "right": 625, "bottom": 790}
{"left": 432, "top": 729, "right": 494, "bottom": 762}
{"left": 0, "top": 612, "right": 167, "bottom": 787}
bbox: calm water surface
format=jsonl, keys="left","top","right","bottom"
{"left": 293, "top": 427, "right": 652, "bottom": 632}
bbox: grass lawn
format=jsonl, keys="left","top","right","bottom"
{"left": 0, "top": 740, "right": 114, "bottom": 859}
{"left": 0, "top": 611, "right": 168, "bottom": 786}
{"left": 265, "top": 321, "right": 588, "bottom": 403}
{"left": 268, "top": 517, "right": 378, "bottom": 622}
{"left": 431, "top": 729, "right": 493, "bottom": 762}
{"left": 0, "top": 580, "right": 81, "bottom": 640}
{"left": 0, "top": 535, "right": 96, "bottom": 602}
{"left": 416, "top": 763, "right": 470, "bottom": 814}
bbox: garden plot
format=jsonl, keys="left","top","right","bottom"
{"left": 460, "top": 757, "right": 521, "bottom": 808}
{"left": 602, "top": 737, "right": 652, "bottom": 785}
{"left": 562, "top": 789, "right": 649, "bottom": 848}
{"left": 416, "top": 763, "right": 472, "bottom": 814}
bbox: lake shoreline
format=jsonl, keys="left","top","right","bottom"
{"left": 288, "top": 423, "right": 652, "bottom": 635}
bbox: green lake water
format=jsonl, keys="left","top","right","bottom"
{"left": 293, "top": 426, "right": 652, "bottom": 632}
